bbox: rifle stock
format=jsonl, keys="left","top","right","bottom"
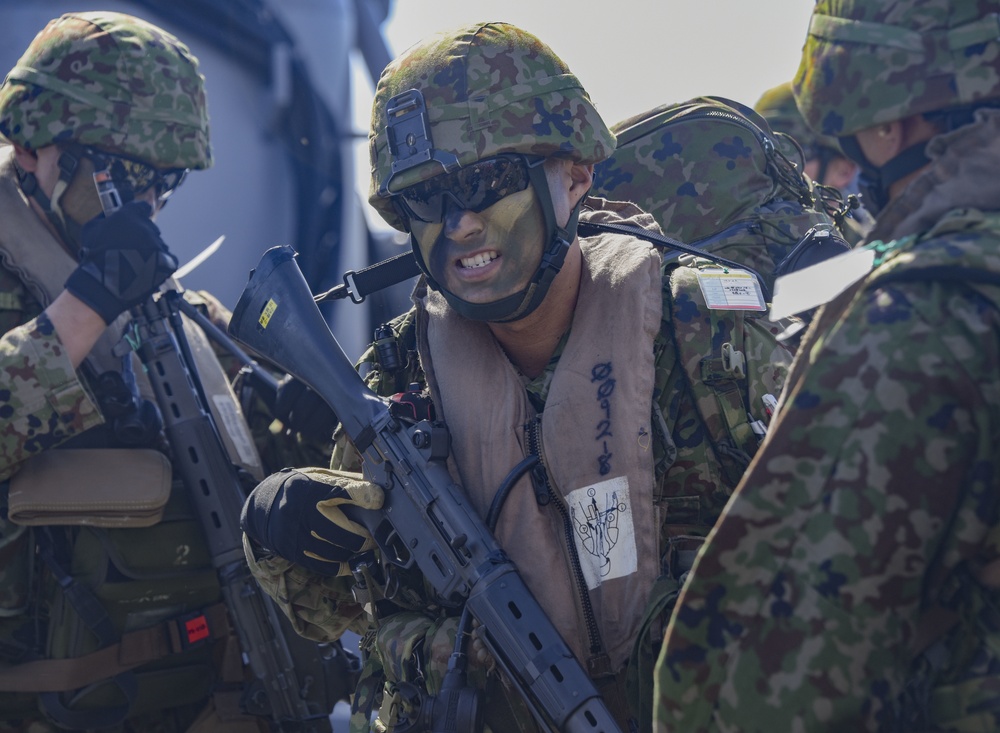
{"left": 132, "top": 287, "right": 355, "bottom": 731}
{"left": 228, "top": 245, "right": 623, "bottom": 733}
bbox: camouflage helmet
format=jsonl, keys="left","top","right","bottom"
{"left": 794, "top": 0, "right": 1000, "bottom": 138}
{"left": 593, "top": 96, "right": 847, "bottom": 295}
{"left": 754, "top": 82, "right": 844, "bottom": 161}
{"left": 0, "top": 11, "right": 212, "bottom": 170}
{"left": 368, "top": 21, "right": 615, "bottom": 231}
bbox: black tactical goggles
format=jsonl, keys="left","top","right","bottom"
{"left": 394, "top": 154, "right": 541, "bottom": 225}
{"left": 83, "top": 146, "right": 188, "bottom": 207}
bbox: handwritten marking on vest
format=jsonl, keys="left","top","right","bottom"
{"left": 591, "top": 362, "right": 615, "bottom": 475}
{"left": 174, "top": 544, "right": 191, "bottom": 565}
{"left": 568, "top": 477, "right": 638, "bottom": 590}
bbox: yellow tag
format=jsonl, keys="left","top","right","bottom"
{"left": 259, "top": 298, "right": 278, "bottom": 328}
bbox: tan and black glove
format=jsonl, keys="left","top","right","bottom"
{"left": 241, "top": 467, "right": 383, "bottom": 576}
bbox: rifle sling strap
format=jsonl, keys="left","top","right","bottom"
{"left": 0, "top": 602, "right": 231, "bottom": 692}
{"left": 330, "top": 220, "right": 771, "bottom": 303}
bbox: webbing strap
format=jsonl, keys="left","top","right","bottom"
{"left": 320, "top": 219, "right": 773, "bottom": 306}
{"left": 0, "top": 602, "right": 230, "bottom": 692}
{"left": 667, "top": 271, "right": 756, "bottom": 487}
{"left": 317, "top": 250, "right": 421, "bottom": 303}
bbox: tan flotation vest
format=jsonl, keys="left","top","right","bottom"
{"left": 416, "top": 230, "right": 662, "bottom": 670}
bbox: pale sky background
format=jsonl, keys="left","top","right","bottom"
{"left": 367, "top": 1, "right": 816, "bottom": 137}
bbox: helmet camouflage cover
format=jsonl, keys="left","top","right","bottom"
{"left": 593, "top": 96, "right": 841, "bottom": 293}
{"left": 754, "top": 81, "right": 844, "bottom": 161}
{"left": 0, "top": 11, "right": 211, "bottom": 170}
{"left": 368, "top": 21, "right": 615, "bottom": 231}
{"left": 794, "top": 0, "right": 1000, "bottom": 137}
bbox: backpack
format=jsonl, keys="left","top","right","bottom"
{"left": 592, "top": 95, "right": 852, "bottom": 298}
{"left": 0, "top": 476, "right": 230, "bottom": 727}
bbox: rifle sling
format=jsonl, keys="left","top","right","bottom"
{"left": 334, "top": 221, "right": 771, "bottom": 304}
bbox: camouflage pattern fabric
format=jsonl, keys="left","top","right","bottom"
{"left": 367, "top": 21, "right": 615, "bottom": 231}
{"left": 653, "top": 105, "right": 1000, "bottom": 733}
{"left": 754, "top": 81, "right": 844, "bottom": 165}
{"left": 0, "top": 11, "right": 211, "bottom": 170}
{"left": 0, "top": 314, "right": 103, "bottom": 483}
{"left": 793, "top": 0, "right": 1000, "bottom": 138}
{"left": 248, "top": 202, "right": 794, "bottom": 731}
{"left": 592, "top": 97, "right": 844, "bottom": 296}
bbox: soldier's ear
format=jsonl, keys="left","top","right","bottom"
{"left": 568, "top": 162, "right": 594, "bottom": 207}
{"left": 855, "top": 120, "right": 904, "bottom": 167}
{"left": 825, "top": 157, "right": 859, "bottom": 191}
{"left": 12, "top": 144, "right": 38, "bottom": 172}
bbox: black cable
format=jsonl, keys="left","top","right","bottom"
{"left": 451, "top": 455, "right": 540, "bottom": 662}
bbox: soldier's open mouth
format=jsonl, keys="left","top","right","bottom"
{"left": 459, "top": 251, "right": 499, "bottom": 269}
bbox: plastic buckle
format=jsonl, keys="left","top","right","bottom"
{"left": 343, "top": 270, "right": 365, "bottom": 304}
{"left": 721, "top": 343, "right": 746, "bottom": 379}
{"left": 175, "top": 611, "right": 211, "bottom": 650}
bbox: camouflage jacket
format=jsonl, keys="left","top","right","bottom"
{"left": 248, "top": 200, "right": 792, "bottom": 731}
{"left": 655, "top": 111, "right": 1000, "bottom": 732}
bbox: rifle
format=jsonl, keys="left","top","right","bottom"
{"left": 228, "top": 245, "right": 623, "bottom": 733}
{"left": 129, "top": 286, "right": 358, "bottom": 731}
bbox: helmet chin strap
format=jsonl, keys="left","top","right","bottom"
{"left": 839, "top": 135, "right": 930, "bottom": 215}
{"left": 411, "top": 160, "right": 585, "bottom": 323}
{"left": 15, "top": 148, "right": 90, "bottom": 251}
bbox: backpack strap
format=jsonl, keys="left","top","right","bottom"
{"left": 664, "top": 266, "right": 764, "bottom": 488}
{"left": 0, "top": 601, "right": 232, "bottom": 693}
{"left": 31, "top": 527, "right": 138, "bottom": 728}
{"left": 577, "top": 219, "right": 773, "bottom": 302}
{"left": 16, "top": 529, "right": 231, "bottom": 728}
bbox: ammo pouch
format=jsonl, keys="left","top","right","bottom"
{"left": 7, "top": 448, "right": 171, "bottom": 527}
{"left": 0, "top": 456, "right": 229, "bottom": 728}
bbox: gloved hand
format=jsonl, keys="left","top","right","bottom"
{"left": 241, "top": 467, "right": 383, "bottom": 576}
{"left": 274, "top": 375, "right": 338, "bottom": 443}
{"left": 65, "top": 201, "right": 178, "bottom": 324}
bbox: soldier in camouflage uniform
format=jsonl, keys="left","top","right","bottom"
{"left": 755, "top": 81, "right": 875, "bottom": 245}
{"left": 654, "top": 0, "right": 1000, "bottom": 730}
{"left": 0, "top": 12, "right": 334, "bottom": 732}
{"left": 240, "top": 22, "right": 792, "bottom": 733}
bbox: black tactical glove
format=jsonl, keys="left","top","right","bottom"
{"left": 273, "top": 375, "right": 339, "bottom": 443}
{"left": 65, "top": 201, "right": 178, "bottom": 324}
{"left": 241, "top": 467, "right": 383, "bottom": 576}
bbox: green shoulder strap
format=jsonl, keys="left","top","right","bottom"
{"left": 665, "top": 264, "right": 762, "bottom": 488}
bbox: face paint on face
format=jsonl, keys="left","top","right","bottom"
{"left": 411, "top": 185, "right": 546, "bottom": 305}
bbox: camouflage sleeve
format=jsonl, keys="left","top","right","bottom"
{"left": 655, "top": 279, "right": 1000, "bottom": 730}
{"left": 242, "top": 533, "right": 367, "bottom": 641}
{"left": 0, "top": 314, "right": 103, "bottom": 481}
